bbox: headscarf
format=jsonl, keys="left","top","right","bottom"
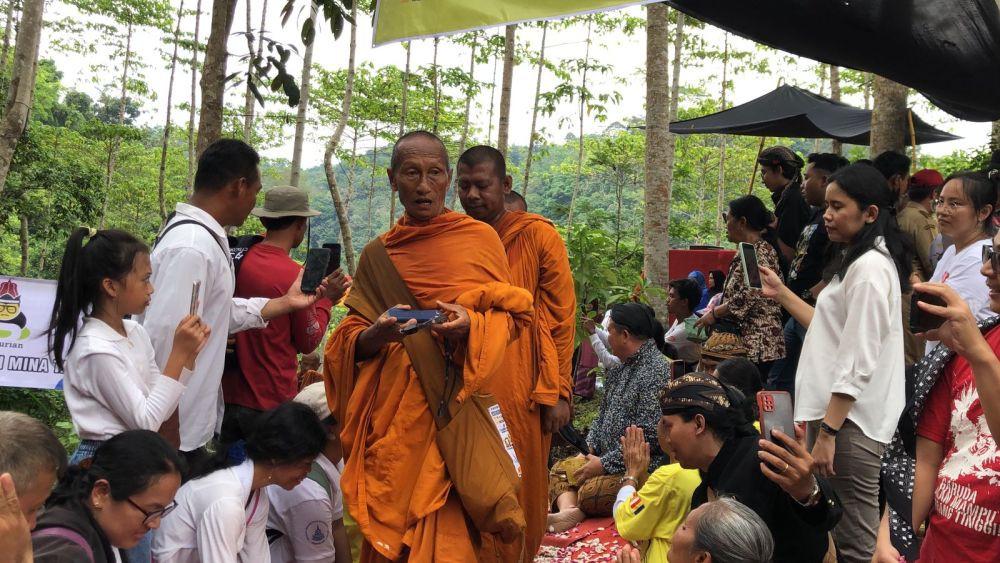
{"left": 658, "top": 372, "right": 757, "bottom": 438}
{"left": 688, "top": 270, "right": 711, "bottom": 310}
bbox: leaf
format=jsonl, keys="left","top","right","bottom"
{"left": 282, "top": 75, "right": 301, "bottom": 106}
{"left": 301, "top": 17, "right": 315, "bottom": 46}
{"left": 248, "top": 80, "right": 265, "bottom": 106}
{"left": 224, "top": 71, "right": 242, "bottom": 83}
{"left": 280, "top": 0, "right": 296, "bottom": 26}
{"left": 333, "top": 12, "right": 344, "bottom": 39}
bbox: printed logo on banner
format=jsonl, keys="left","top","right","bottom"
{"left": 0, "top": 279, "right": 29, "bottom": 341}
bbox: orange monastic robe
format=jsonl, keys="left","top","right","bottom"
{"left": 323, "top": 211, "right": 533, "bottom": 563}
{"left": 482, "top": 211, "right": 577, "bottom": 560}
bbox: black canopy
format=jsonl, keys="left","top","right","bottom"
{"left": 669, "top": 85, "right": 960, "bottom": 145}
{"left": 665, "top": 0, "right": 1000, "bottom": 122}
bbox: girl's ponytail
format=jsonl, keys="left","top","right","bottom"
{"left": 47, "top": 227, "right": 91, "bottom": 370}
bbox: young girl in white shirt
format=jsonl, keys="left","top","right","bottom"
{"left": 760, "top": 163, "right": 912, "bottom": 563}
{"left": 152, "top": 402, "right": 327, "bottom": 563}
{"left": 926, "top": 171, "right": 998, "bottom": 352}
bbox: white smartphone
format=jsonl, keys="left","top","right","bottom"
{"left": 739, "top": 242, "right": 762, "bottom": 289}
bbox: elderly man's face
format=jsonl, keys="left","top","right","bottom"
{"left": 387, "top": 136, "right": 451, "bottom": 222}
{"left": 18, "top": 467, "right": 56, "bottom": 529}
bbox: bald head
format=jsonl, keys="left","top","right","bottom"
{"left": 390, "top": 131, "right": 449, "bottom": 173}
{"left": 505, "top": 190, "right": 527, "bottom": 212}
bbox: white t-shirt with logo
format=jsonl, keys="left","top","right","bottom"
{"left": 926, "top": 239, "right": 996, "bottom": 353}
{"left": 266, "top": 455, "right": 344, "bottom": 562}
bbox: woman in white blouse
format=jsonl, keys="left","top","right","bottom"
{"left": 926, "top": 171, "right": 998, "bottom": 352}
{"left": 152, "top": 402, "right": 327, "bottom": 563}
{"left": 759, "top": 163, "right": 912, "bottom": 563}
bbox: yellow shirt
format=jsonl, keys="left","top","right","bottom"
{"left": 613, "top": 463, "right": 701, "bottom": 563}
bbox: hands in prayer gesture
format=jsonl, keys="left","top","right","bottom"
{"left": 620, "top": 425, "right": 650, "bottom": 485}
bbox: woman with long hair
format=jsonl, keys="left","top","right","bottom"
{"left": 760, "top": 163, "right": 913, "bottom": 562}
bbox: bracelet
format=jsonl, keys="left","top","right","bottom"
{"left": 620, "top": 475, "right": 638, "bottom": 487}
{"left": 819, "top": 422, "right": 840, "bottom": 436}
{"left": 795, "top": 478, "right": 822, "bottom": 507}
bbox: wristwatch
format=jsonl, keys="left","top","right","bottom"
{"left": 796, "top": 478, "right": 822, "bottom": 507}
{"left": 620, "top": 475, "right": 639, "bottom": 487}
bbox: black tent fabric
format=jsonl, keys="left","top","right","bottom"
{"left": 669, "top": 85, "right": 960, "bottom": 145}
{"left": 664, "top": 0, "right": 1000, "bottom": 122}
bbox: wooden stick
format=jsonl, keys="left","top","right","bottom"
{"left": 907, "top": 108, "right": 918, "bottom": 171}
{"left": 748, "top": 136, "right": 767, "bottom": 194}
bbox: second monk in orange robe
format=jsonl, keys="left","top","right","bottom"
{"left": 457, "top": 145, "right": 577, "bottom": 560}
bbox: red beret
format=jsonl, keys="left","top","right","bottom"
{"left": 910, "top": 169, "right": 944, "bottom": 189}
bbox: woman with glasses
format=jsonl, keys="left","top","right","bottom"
{"left": 152, "top": 402, "right": 326, "bottom": 563}
{"left": 32, "top": 430, "right": 182, "bottom": 563}
{"left": 924, "top": 172, "right": 999, "bottom": 352}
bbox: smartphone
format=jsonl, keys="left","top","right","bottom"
{"left": 757, "top": 390, "right": 794, "bottom": 445}
{"left": 322, "top": 242, "right": 342, "bottom": 276}
{"left": 301, "top": 248, "right": 331, "bottom": 294}
{"left": 670, "top": 359, "right": 686, "bottom": 380}
{"left": 387, "top": 308, "right": 446, "bottom": 335}
{"left": 739, "top": 242, "right": 762, "bottom": 289}
{"left": 189, "top": 281, "right": 201, "bottom": 315}
{"left": 910, "top": 291, "right": 947, "bottom": 333}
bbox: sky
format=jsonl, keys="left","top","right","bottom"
{"left": 39, "top": 1, "right": 993, "bottom": 170}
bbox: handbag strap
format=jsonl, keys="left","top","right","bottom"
{"left": 32, "top": 527, "right": 95, "bottom": 562}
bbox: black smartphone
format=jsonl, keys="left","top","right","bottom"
{"left": 739, "top": 242, "right": 762, "bottom": 289}
{"left": 387, "top": 308, "right": 446, "bottom": 335}
{"left": 322, "top": 242, "right": 342, "bottom": 276}
{"left": 301, "top": 248, "right": 331, "bottom": 294}
{"left": 670, "top": 359, "right": 686, "bottom": 380}
{"left": 757, "top": 390, "right": 794, "bottom": 446}
{"left": 910, "top": 291, "right": 947, "bottom": 333}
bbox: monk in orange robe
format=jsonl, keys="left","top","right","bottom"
{"left": 323, "top": 132, "right": 533, "bottom": 562}
{"left": 458, "top": 146, "right": 577, "bottom": 560}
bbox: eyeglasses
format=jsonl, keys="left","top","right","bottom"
{"left": 126, "top": 498, "right": 177, "bottom": 526}
{"left": 983, "top": 245, "right": 1000, "bottom": 274}
{"left": 934, "top": 198, "right": 968, "bottom": 211}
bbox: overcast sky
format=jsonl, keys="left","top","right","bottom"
{"left": 40, "top": 2, "right": 992, "bottom": 169}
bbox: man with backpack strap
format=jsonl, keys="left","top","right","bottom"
{"left": 221, "top": 185, "right": 351, "bottom": 443}
{"left": 139, "top": 139, "right": 332, "bottom": 461}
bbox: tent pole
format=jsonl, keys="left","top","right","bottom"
{"left": 907, "top": 108, "right": 918, "bottom": 171}
{"left": 748, "top": 136, "right": 767, "bottom": 194}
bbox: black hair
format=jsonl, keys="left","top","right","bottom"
{"left": 188, "top": 402, "right": 326, "bottom": 481}
{"left": 669, "top": 278, "right": 701, "bottom": 314}
{"left": 854, "top": 158, "right": 873, "bottom": 166}
{"left": 943, "top": 171, "right": 999, "bottom": 236}
{"left": 662, "top": 381, "right": 754, "bottom": 443}
{"left": 714, "top": 358, "right": 763, "bottom": 418}
{"left": 505, "top": 191, "right": 526, "bottom": 206}
{"left": 47, "top": 430, "right": 182, "bottom": 512}
{"left": 260, "top": 215, "right": 305, "bottom": 232}
{"left": 907, "top": 179, "right": 938, "bottom": 203}
{"left": 757, "top": 147, "right": 804, "bottom": 180}
{"left": 390, "top": 130, "right": 449, "bottom": 173}
{"left": 609, "top": 302, "right": 668, "bottom": 355}
{"left": 872, "top": 151, "right": 911, "bottom": 181}
{"left": 707, "top": 270, "right": 725, "bottom": 297}
{"left": 193, "top": 139, "right": 261, "bottom": 194}
{"left": 47, "top": 228, "right": 149, "bottom": 370}
{"left": 827, "top": 163, "right": 914, "bottom": 291}
{"left": 458, "top": 145, "right": 507, "bottom": 177}
{"left": 727, "top": 195, "right": 784, "bottom": 268}
{"left": 806, "top": 152, "right": 850, "bottom": 175}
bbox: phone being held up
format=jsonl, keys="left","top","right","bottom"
{"left": 757, "top": 390, "right": 794, "bottom": 448}
{"left": 739, "top": 242, "right": 763, "bottom": 289}
{"left": 909, "top": 291, "right": 947, "bottom": 334}
{"left": 300, "top": 248, "right": 331, "bottom": 294}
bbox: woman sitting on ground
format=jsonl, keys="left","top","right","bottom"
{"left": 31, "top": 430, "right": 183, "bottom": 563}
{"left": 547, "top": 302, "right": 671, "bottom": 532}
{"left": 658, "top": 372, "right": 842, "bottom": 563}
{"left": 152, "top": 402, "right": 326, "bottom": 563}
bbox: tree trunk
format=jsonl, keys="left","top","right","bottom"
{"left": 449, "top": 34, "right": 476, "bottom": 209}
{"left": 187, "top": 0, "right": 203, "bottom": 193}
{"left": 391, "top": 42, "right": 410, "bottom": 224}
{"left": 487, "top": 54, "right": 498, "bottom": 144}
{"left": 431, "top": 37, "right": 440, "bottom": 134}
{"left": 323, "top": 0, "right": 357, "bottom": 273}
{"left": 643, "top": 4, "right": 673, "bottom": 318}
{"left": 990, "top": 120, "right": 1000, "bottom": 153}
{"left": 522, "top": 21, "right": 547, "bottom": 198}
{"left": 870, "top": 75, "right": 908, "bottom": 157}
{"left": 368, "top": 124, "right": 378, "bottom": 239}
{"left": 158, "top": 1, "right": 186, "bottom": 223}
{"left": 566, "top": 18, "right": 592, "bottom": 229}
{"left": 0, "top": 0, "right": 42, "bottom": 196}
{"left": 863, "top": 72, "right": 872, "bottom": 110}
{"left": 197, "top": 0, "right": 238, "bottom": 157}
{"left": 496, "top": 24, "right": 516, "bottom": 156}
{"left": 242, "top": 0, "right": 265, "bottom": 142}
{"left": 99, "top": 20, "right": 133, "bottom": 228}
{"left": 18, "top": 212, "right": 27, "bottom": 275}
{"left": 0, "top": 0, "right": 16, "bottom": 77}
{"left": 289, "top": 1, "right": 318, "bottom": 186}
{"left": 715, "top": 33, "right": 729, "bottom": 246}
{"left": 829, "top": 65, "right": 843, "bottom": 155}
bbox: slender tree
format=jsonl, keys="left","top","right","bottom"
{"left": 242, "top": 0, "right": 266, "bottom": 142}
{"left": 197, "top": 0, "right": 238, "bottom": 156}
{"left": 496, "top": 24, "right": 515, "bottom": 156}
{"left": 0, "top": 0, "right": 17, "bottom": 77}
{"left": 19, "top": 213, "right": 27, "bottom": 274}
{"left": 829, "top": 65, "right": 843, "bottom": 155}
{"left": 643, "top": 4, "right": 672, "bottom": 318}
{"left": 870, "top": 74, "right": 908, "bottom": 156}
{"left": 323, "top": 0, "right": 357, "bottom": 272}
{"left": 390, "top": 42, "right": 410, "bottom": 224}
{"left": 486, "top": 53, "right": 498, "bottom": 144}
{"left": 187, "top": 0, "right": 203, "bottom": 192}
{"left": 0, "top": 0, "right": 42, "bottom": 195}
{"left": 990, "top": 120, "right": 1000, "bottom": 153}
{"left": 566, "top": 17, "right": 593, "bottom": 229}
{"left": 157, "top": 0, "right": 186, "bottom": 222}
{"left": 99, "top": 19, "right": 134, "bottom": 227}
{"left": 290, "top": 1, "right": 319, "bottom": 186}
{"left": 715, "top": 33, "right": 729, "bottom": 246}
{"left": 522, "top": 21, "right": 547, "bottom": 198}
{"left": 431, "top": 36, "right": 440, "bottom": 133}
{"left": 449, "top": 34, "right": 476, "bottom": 209}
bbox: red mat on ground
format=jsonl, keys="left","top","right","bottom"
{"left": 536, "top": 517, "right": 632, "bottom": 562}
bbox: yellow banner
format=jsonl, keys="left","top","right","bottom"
{"left": 373, "top": 0, "right": 658, "bottom": 46}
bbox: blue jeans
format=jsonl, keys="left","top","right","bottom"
{"left": 70, "top": 440, "right": 153, "bottom": 563}
{"left": 767, "top": 317, "right": 807, "bottom": 394}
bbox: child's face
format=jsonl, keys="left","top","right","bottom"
{"left": 105, "top": 252, "right": 154, "bottom": 316}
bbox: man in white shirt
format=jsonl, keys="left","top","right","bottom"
{"left": 140, "top": 139, "right": 329, "bottom": 459}
{"left": 664, "top": 278, "right": 702, "bottom": 365}
{"left": 266, "top": 383, "right": 352, "bottom": 563}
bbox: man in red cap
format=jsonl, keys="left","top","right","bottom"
{"left": 898, "top": 168, "right": 944, "bottom": 282}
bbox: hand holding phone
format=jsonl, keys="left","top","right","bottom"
{"left": 189, "top": 281, "right": 201, "bottom": 315}
{"left": 757, "top": 391, "right": 794, "bottom": 447}
{"left": 387, "top": 307, "right": 446, "bottom": 335}
{"left": 301, "top": 248, "right": 332, "bottom": 294}
{"left": 910, "top": 291, "right": 947, "bottom": 333}
{"left": 322, "top": 243, "right": 342, "bottom": 276}
{"left": 739, "top": 242, "right": 763, "bottom": 289}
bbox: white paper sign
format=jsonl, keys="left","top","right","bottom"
{"left": 0, "top": 277, "right": 63, "bottom": 389}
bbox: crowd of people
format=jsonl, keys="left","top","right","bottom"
{"left": 0, "top": 130, "right": 999, "bottom": 563}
